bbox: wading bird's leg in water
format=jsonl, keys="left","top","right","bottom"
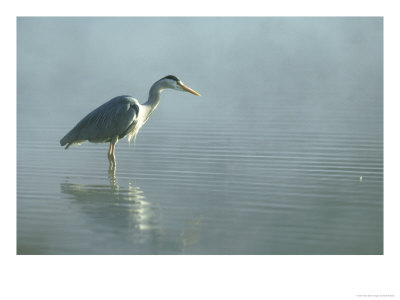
{"left": 108, "top": 167, "right": 116, "bottom": 186}
{"left": 108, "top": 137, "right": 118, "bottom": 170}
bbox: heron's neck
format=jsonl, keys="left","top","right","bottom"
{"left": 143, "top": 82, "right": 164, "bottom": 114}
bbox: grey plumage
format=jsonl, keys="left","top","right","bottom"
{"left": 60, "top": 75, "right": 200, "bottom": 169}
{"left": 60, "top": 96, "right": 140, "bottom": 148}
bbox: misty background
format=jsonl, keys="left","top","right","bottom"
{"left": 18, "top": 17, "right": 382, "bottom": 127}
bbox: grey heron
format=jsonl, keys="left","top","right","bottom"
{"left": 60, "top": 75, "right": 200, "bottom": 169}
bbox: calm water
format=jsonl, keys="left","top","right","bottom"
{"left": 17, "top": 96, "right": 383, "bottom": 254}
{"left": 17, "top": 17, "right": 383, "bottom": 254}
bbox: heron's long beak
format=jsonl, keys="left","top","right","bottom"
{"left": 179, "top": 82, "right": 201, "bottom": 96}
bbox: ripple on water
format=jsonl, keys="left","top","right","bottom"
{"left": 17, "top": 114, "right": 383, "bottom": 254}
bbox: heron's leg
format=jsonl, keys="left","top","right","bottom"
{"left": 107, "top": 143, "right": 113, "bottom": 167}
{"left": 108, "top": 137, "right": 119, "bottom": 170}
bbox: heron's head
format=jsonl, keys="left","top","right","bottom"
{"left": 159, "top": 75, "right": 201, "bottom": 96}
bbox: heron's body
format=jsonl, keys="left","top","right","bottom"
{"left": 60, "top": 75, "right": 200, "bottom": 169}
{"left": 60, "top": 95, "right": 140, "bottom": 147}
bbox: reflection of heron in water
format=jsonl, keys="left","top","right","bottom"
{"left": 60, "top": 173, "right": 164, "bottom": 254}
{"left": 60, "top": 75, "right": 200, "bottom": 170}
{"left": 61, "top": 171, "right": 203, "bottom": 254}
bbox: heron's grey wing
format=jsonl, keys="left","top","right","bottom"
{"left": 60, "top": 96, "right": 139, "bottom": 148}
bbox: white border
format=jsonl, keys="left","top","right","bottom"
{"left": 3, "top": 1, "right": 399, "bottom": 300}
